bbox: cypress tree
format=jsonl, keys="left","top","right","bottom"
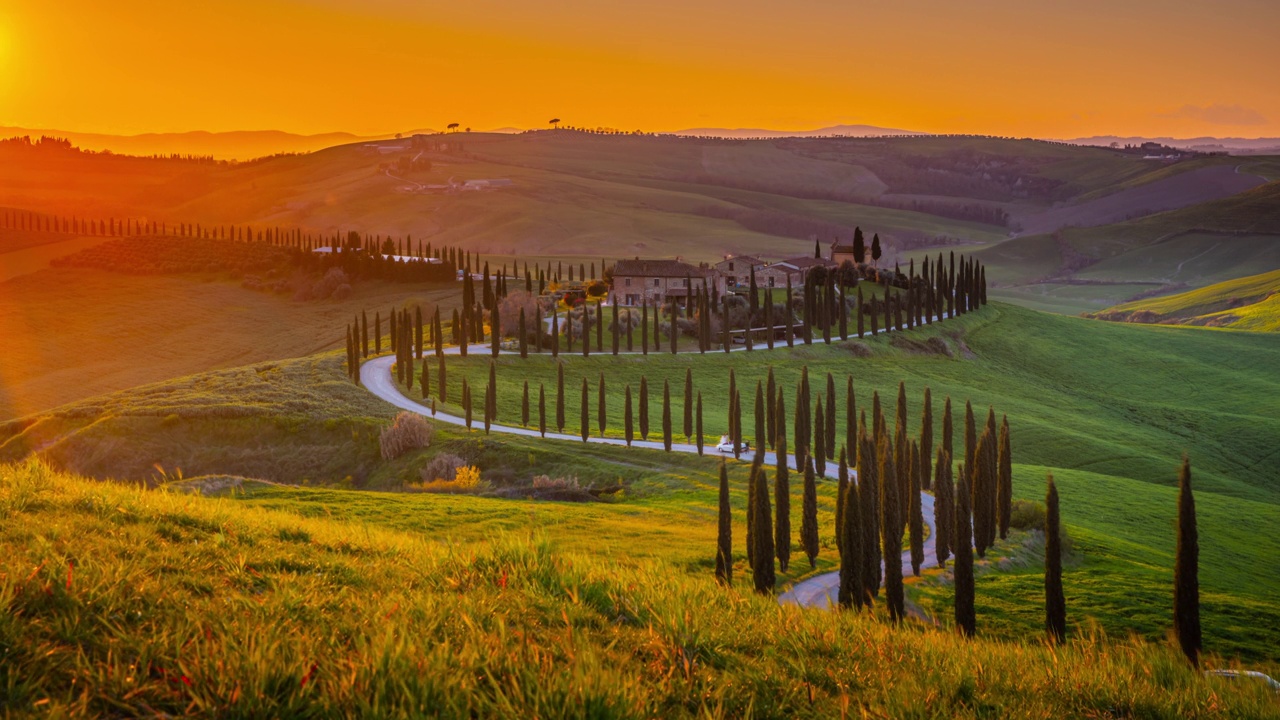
{"left": 859, "top": 418, "right": 880, "bottom": 598}
{"left": 483, "top": 380, "right": 492, "bottom": 434}
{"left": 751, "top": 461, "right": 776, "bottom": 594}
{"left": 716, "top": 460, "right": 733, "bottom": 584}
{"left": 596, "top": 299, "right": 604, "bottom": 353}
{"left": 814, "top": 398, "right": 827, "bottom": 478}
{"left": 556, "top": 363, "right": 566, "bottom": 432}
{"left": 662, "top": 380, "right": 673, "bottom": 451}
{"left": 825, "top": 373, "right": 837, "bottom": 458}
{"left": 973, "top": 428, "right": 997, "bottom": 558}
{"left": 438, "top": 355, "right": 447, "bottom": 403}
{"left": 683, "top": 368, "right": 694, "bottom": 441}
{"left": 487, "top": 360, "right": 497, "bottom": 423}
{"left": 909, "top": 440, "right": 924, "bottom": 576}
{"left": 1174, "top": 456, "right": 1201, "bottom": 667}
{"left": 774, "top": 448, "right": 791, "bottom": 573}
{"left": 420, "top": 362, "right": 429, "bottom": 399}
{"left": 580, "top": 377, "right": 590, "bottom": 442}
{"left": 964, "top": 401, "right": 976, "bottom": 482}
{"left": 954, "top": 463, "right": 976, "bottom": 637}
{"left": 552, "top": 308, "right": 560, "bottom": 357}
{"left": 641, "top": 301, "right": 649, "bottom": 355}
{"left": 538, "top": 384, "right": 547, "bottom": 437}
{"left": 766, "top": 367, "right": 777, "bottom": 450}
{"left": 836, "top": 447, "right": 848, "bottom": 555}
{"left": 801, "top": 456, "right": 819, "bottom": 568}
{"left": 491, "top": 307, "right": 501, "bottom": 357}
{"left": 519, "top": 308, "right": 528, "bottom": 358}
{"left": 434, "top": 309, "right": 443, "bottom": 357}
{"left": 624, "top": 385, "right": 634, "bottom": 446}
{"left": 998, "top": 415, "right": 1013, "bottom": 540}
{"left": 921, "top": 388, "right": 934, "bottom": 491}
{"left": 521, "top": 380, "right": 530, "bottom": 427}
{"left": 838, "top": 470, "right": 864, "bottom": 610}
{"left": 462, "top": 379, "right": 472, "bottom": 430}
{"left": 639, "top": 376, "right": 650, "bottom": 441}
{"left": 845, "top": 377, "right": 856, "bottom": 470}
{"left": 598, "top": 373, "right": 607, "bottom": 437}
{"left": 612, "top": 301, "right": 620, "bottom": 355}
{"left": 774, "top": 388, "right": 789, "bottom": 519}
{"left": 1045, "top": 473, "right": 1066, "bottom": 644}
{"left": 696, "top": 392, "right": 704, "bottom": 455}
{"left": 754, "top": 382, "right": 766, "bottom": 461}
{"left": 880, "top": 435, "right": 904, "bottom": 623}
{"left": 934, "top": 448, "right": 953, "bottom": 567}
{"left": 747, "top": 452, "right": 757, "bottom": 568}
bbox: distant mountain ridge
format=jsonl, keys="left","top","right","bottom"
{"left": 0, "top": 127, "right": 437, "bottom": 160}
{"left": 670, "top": 124, "right": 923, "bottom": 138}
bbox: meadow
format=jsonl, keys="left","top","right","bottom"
{"left": 3, "top": 459, "right": 1278, "bottom": 718}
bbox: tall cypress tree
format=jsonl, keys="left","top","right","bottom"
{"left": 836, "top": 447, "right": 848, "bottom": 556}
{"left": 696, "top": 392, "right": 704, "bottom": 455}
{"left": 598, "top": 373, "right": 607, "bottom": 437}
{"left": 639, "top": 376, "right": 649, "bottom": 441}
{"left": 838, "top": 470, "right": 864, "bottom": 610}
{"left": 751, "top": 460, "right": 776, "bottom": 594}
{"left": 934, "top": 448, "right": 953, "bottom": 568}
{"left": 813, "top": 398, "right": 827, "bottom": 478}
{"left": 954, "top": 463, "right": 976, "bottom": 637}
{"left": 775, "top": 433, "right": 792, "bottom": 573}
{"left": 825, "top": 374, "right": 836, "bottom": 458}
{"left": 801, "top": 456, "right": 819, "bottom": 568}
{"left": 909, "top": 440, "right": 924, "bottom": 576}
{"left": 662, "top": 380, "right": 673, "bottom": 451}
{"left": 624, "top": 385, "right": 634, "bottom": 447}
{"left": 538, "top": 384, "right": 547, "bottom": 437}
{"left": 521, "top": 380, "right": 530, "bottom": 427}
{"left": 765, "top": 367, "right": 777, "bottom": 450}
{"left": 438, "top": 355, "right": 447, "bottom": 403}
{"left": 420, "top": 362, "right": 429, "bottom": 399}
{"left": 683, "top": 368, "right": 694, "bottom": 441}
{"left": 998, "top": 415, "right": 1013, "bottom": 540}
{"left": 1174, "top": 456, "right": 1201, "bottom": 667}
{"left": 845, "top": 377, "right": 856, "bottom": 471}
{"left": 972, "top": 428, "right": 995, "bottom": 558}
{"left": 580, "top": 377, "right": 590, "bottom": 442}
{"left": 1045, "top": 473, "right": 1066, "bottom": 644}
{"left": 921, "top": 388, "right": 934, "bottom": 491}
{"left": 462, "top": 378, "right": 472, "bottom": 430}
{"left": 556, "top": 363, "right": 566, "bottom": 432}
{"left": 716, "top": 460, "right": 733, "bottom": 584}
{"left": 880, "top": 435, "right": 904, "bottom": 623}
{"left": 859, "top": 416, "right": 881, "bottom": 599}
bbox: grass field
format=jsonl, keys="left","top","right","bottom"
{"left": 981, "top": 182, "right": 1280, "bottom": 314}
{"left": 1089, "top": 269, "right": 1280, "bottom": 331}
{"left": 5, "top": 461, "right": 1278, "bottom": 717}
{"left": 0, "top": 266, "right": 460, "bottom": 420}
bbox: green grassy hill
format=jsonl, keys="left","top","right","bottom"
{"left": 982, "top": 182, "right": 1280, "bottom": 313}
{"left": 1089, "top": 269, "right": 1280, "bottom": 331}
{"left": 5, "top": 461, "right": 1278, "bottom": 717}
{"left": 6, "top": 302, "right": 1279, "bottom": 667}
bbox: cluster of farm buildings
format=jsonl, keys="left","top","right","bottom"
{"left": 607, "top": 239, "right": 861, "bottom": 306}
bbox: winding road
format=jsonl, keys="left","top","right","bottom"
{"left": 360, "top": 333, "right": 941, "bottom": 608}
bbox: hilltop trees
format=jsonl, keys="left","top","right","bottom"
{"left": 1174, "top": 456, "right": 1201, "bottom": 667}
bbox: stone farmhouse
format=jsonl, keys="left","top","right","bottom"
{"left": 609, "top": 258, "right": 725, "bottom": 306}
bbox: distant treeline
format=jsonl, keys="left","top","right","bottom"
{"left": 0, "top": 135, "right": 301, "bottom": 165}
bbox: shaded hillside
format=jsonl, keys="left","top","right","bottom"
{"left": 0, "top": 132, "right": 1252, "bottom": 262}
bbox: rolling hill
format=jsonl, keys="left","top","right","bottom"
{"left": 1090, "top": 268, "right": 1280, "bottom": 331}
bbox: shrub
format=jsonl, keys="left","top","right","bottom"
{"left": 1008, "top": 499, "right": 1046, "bottom": 531}
{"left": 531, "top": 475, "right": 581, "bottom": 490}
{"left": 379, "top": 412, "right": 434, "bottom": 460}
{"left": 453, "top": 466, "right": 482, "bottom": 488}
{"left": 420, "top": 453, "right": 466, "bottom": 483}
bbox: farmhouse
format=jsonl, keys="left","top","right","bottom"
{"left": 830, "top": 238, "right": 857, "bottom": 266}
{"left": 713, "top": 255, "right": 767, "bottom": 289}
{"left": 610, "top": 258, "right": 725, "bottom": 306}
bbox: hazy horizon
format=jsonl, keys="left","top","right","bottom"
{"left": 3, "top": 0, "right": 1278, "bottom": 138}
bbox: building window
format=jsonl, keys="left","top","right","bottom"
{"left": 728, "top": 262, "right": 735, "bottom": 271}
{"left": 769, "top": 277, "right": 776, "bottom": 287}
{"left": 624, "top": 277, "right": 631, "bottom": 287}
{"left": 653, "top": 278, "right": 660, "bottom": 287}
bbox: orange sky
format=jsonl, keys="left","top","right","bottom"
{"left": 2, "top": 0, "right": 1278, "bottom": 138}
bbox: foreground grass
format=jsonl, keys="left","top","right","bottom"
{"left": 3, "top": 460, "right": 1276, "bottom": 718}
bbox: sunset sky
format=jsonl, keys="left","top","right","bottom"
{"left": 2, "top": 0, "right": 1278, "bottom": 138}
